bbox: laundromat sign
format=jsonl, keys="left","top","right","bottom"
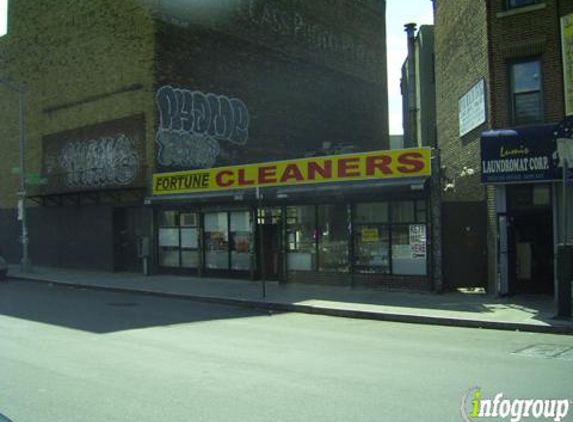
{"left": 481, "top": 126, "right": 560, "bottom": 184}
{"left": 152, "top": 148, "right": 431, "bottom": 195}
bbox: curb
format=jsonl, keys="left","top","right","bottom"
{"left": 6, "top": 275, "right": 573, "bottom": 335}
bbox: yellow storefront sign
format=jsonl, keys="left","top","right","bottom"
{"left": 152, "top": 147, "right": 431, "bottom": 195}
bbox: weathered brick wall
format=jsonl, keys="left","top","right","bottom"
{"left": 150, "top": 0, "right": 387, "bottom": 85}
{"left": 434, "top": 0, "right": 490, "bottom": 203}
{"left": 434, "top": 0, "right": 490, "bottom": 290}
{"left": 151, "top": 0, "right": 389, "bottom": 172}
{"left": 489, "top": 0, "right": 568, "bottom": 128}
{"left": 435, "top": 0, "right": 571, "bottom": 292}
{"left": 484, "top": 0, "right": 572, "bottom": 293}
{"left": 0, "top": 0, "right": 156, "bottom": 209}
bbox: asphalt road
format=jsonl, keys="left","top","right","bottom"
{"left": 0, "top": 280, "right": 572, "bottom": 422}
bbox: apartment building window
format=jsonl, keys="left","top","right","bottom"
{"left": 506, "top": 0, "right": 541, "bottom": 9}
{"left": 510, "top": 58, "right": 543, "bottom": 126}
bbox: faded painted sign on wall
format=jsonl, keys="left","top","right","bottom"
{"left": 155, "top": 85, "right": 250, "bottom": 170}
{"left": 43, "top": 115, "right": 145, "bottom": 193}
{"left": 239, "top": 1, "right": 372, "bottom": 66}
{"left": 153, "top": 0, "right": 385, "bottom": 84}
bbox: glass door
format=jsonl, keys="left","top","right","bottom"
{"left": 180, "top": 212, "right": 199, "bottom": 269}
{"left": 257, "top": 207, "right": 283, "bottom": 279}
{"left": 203, "top": 210, "right": 253, "bottom": 276}
{"left": 204, "top": 212, "right": 229, "bottom": 271}
{"left": 230, "top": 211, "right": 252, "bottom": 272}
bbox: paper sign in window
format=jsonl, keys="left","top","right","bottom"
{"left": 361, "top": 228, "right": 379, "bottom": 242}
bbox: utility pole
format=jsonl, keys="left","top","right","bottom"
{"left": 0, "top": 78, "right": 31, "bottom": 272}
{"left": 556, "top": 117, "right": 573, "bottom": 318}
{"left": 404, "top": 23, "right": 418, "bottom": 148}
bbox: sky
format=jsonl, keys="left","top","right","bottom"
{"left": 386, "top": 0, "right": 434, "bottom": 135}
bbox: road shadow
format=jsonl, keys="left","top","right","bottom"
{"left": 4, "top": 264, "right": 571, "bottom": 330}
{"left": 0, "top": 280, "right": 268, "bottom": 334}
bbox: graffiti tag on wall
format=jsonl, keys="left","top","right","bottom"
{"left": 57, "top": 134, "right": 140, "bottom": 189}
{"left": 155, "top": 85, "right": 250, "bottom": 169}
{"left": 42, "top": 115, "right": 145, "bottom": 193}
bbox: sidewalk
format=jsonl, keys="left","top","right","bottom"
{"left": 5, "top": 264, "right": 573, "bottom": 334}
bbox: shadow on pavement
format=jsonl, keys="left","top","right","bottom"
{"left": 0, "top": 280, "right": 268, "bottom": 334}
{"left": 4, "top": 264, "right": 571, "bottom": 331}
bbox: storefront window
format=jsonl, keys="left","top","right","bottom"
{"left": 286, "top": 205, "right": 316, "bottom": 271}
{"left": 354, "top": 225, "right": 390, "bottom": 273}
{"left": 390, "top": 199, "right": 427, "bottom": 275}
{"left": 391, "top": 224, "right": 427, "bottom": 275}
{"left": 230, "top": 211, "right": 251, "bottom": 271}
{"left": 158, "top": 210, "right": 253, "bottom": 273}
{"left": 158, "top": 226, "right": 180, "bottom": 267}
{"left": 391, "top": 201, "right": 415, "bottom": 223}
{"left": 318, "top": 204, "right": 349, "bottom": 272}
{"left": 353, "top": 201, "right": 427, "bottom": 276}
{"left": 158, "top": 210, "right": 177, "bottom": 226}
{"left": 157, "top": 211, "right": 199, "bottom": 269}
{"left": 180, "top": 228, "right": 199, "bottom": 268}
{"left": 353, "top": 203, "right": 390, "bottom": 274}
{"left": 180, "top": 212, "right": 198, "bottom": 269}
{"left": 415, "top": 200, "right": 427, "bottom": 223}
{"left": 204, "top": 212, "right": 229, "bottom": 270}
{"left": 355, "top": 202, "right": 389, "bottom": 223}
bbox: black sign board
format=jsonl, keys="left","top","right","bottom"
{"left": 480, "top": 124, "right": 560, "bottom": 184}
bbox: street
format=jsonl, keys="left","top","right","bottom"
{"left": 0, "top": 280, "right": 572, "bottom": 422}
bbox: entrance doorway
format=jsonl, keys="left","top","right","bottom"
{"left": 442, "top": 202, "right": 488, "bottom": 290}
{"left": 113, "top": 207, "right": 142, "bottom": 272}
{"left": 257, "top": 207, "right": 282, "bottom": 280}
{"left": 507, "top": 185, "right": 554, "bottom": 294}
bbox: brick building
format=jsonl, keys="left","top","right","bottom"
{"left": 0, "top": 0, "right": 438, "bottom": 290}
{"left": 401, "top": 23, "right": 436, "bottom": 149}
{"left": 434, "top": 0, "right": 573, "bottom": 296}
{"left": 0, "top": 0, "right": 156, "bottom": 270}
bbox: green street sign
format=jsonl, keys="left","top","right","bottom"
{"left": 25, "top": 173, "right": 47, "bottom": 185}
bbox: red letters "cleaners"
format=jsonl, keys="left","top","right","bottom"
{"left": 212, "top": 151, "right": 428, "bottom": 188}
